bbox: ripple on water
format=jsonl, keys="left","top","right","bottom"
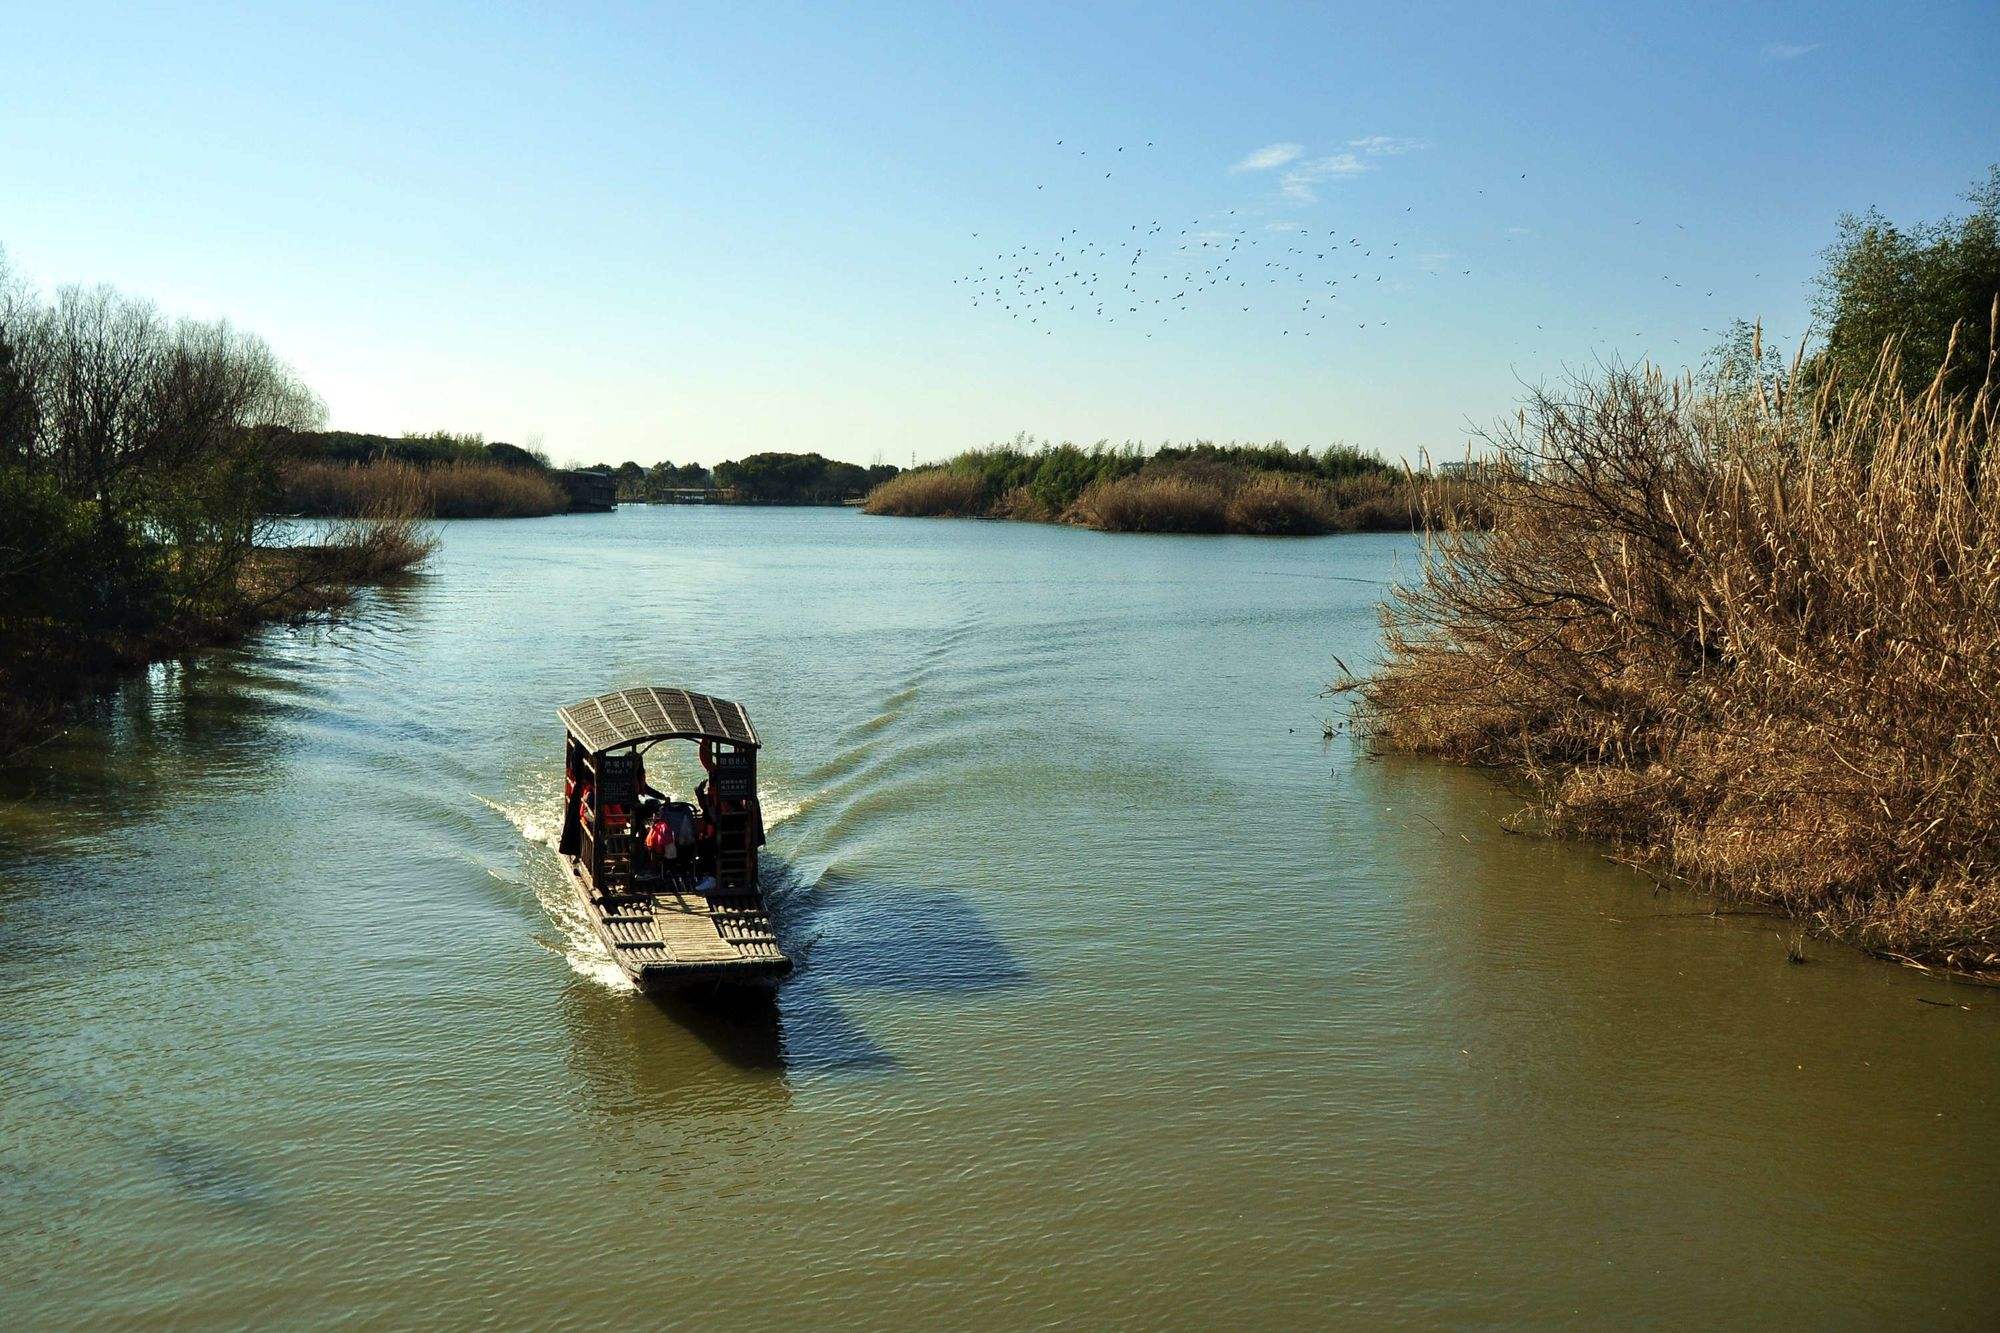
{"left": 7, "top": 513, "right": 1996, "bottom": 1328}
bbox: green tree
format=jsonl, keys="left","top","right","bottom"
{"left": 712, "top": 451, "right": 883, "bottom": 503}
{"left": 611, "top": 460, "right": 646, "bottom": 500}
{"left": 1812, "top": 165, "right": 2000, "bottom": 404}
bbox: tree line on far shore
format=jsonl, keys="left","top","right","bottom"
{"left": 270, "top": 432, "right": 905, "bottom": 512}
{"left": 596, "top": 453, "right": 901, "bottom": 505}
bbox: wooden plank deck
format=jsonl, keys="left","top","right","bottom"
{"left": 576, "top": 868, "right": 787, "bottom": 979}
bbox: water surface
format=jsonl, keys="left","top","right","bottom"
{"left": 2, "top": 507, "right": 1995, "bottom": 1327}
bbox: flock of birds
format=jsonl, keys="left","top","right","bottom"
{"left": 953, "top": 221, "right": 1428, "bottom": 339}
{"left": 950, "top": 140, "right": 1764, "bottom": 354}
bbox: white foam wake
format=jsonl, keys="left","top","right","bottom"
{"left": 474, "top": 791, "right": 561, "bottom": 849}
{"left": 760, "top": 787, "right": 815, "bottom": 829}
{"left": 475, "top": 791, "right": 635, "bottom": 994}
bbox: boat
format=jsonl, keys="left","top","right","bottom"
{"left": 556, "top": 686, "right": 791, "bottom": 990}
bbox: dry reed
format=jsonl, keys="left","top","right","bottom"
{"left": 309, "top": 459, "right": 439, "bottom": 580}
{"left": 280, "top": 458, "right": 567, "bottom": 519}
{"left": 861, "top": 469, "right": 990, "bottom": 516}
{"left": 1226, "top": 472, "right": 1342, "bottom": 534}
{"left": 1348, "top": 324, "right": 2000, "bottom": 972}
{"left": 1071, "top": 472, "right": 1232, "bottom": 532}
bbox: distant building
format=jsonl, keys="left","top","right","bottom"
{"left": 557, "top": 469, "right": 616, "bottom": 512}
{"left": 1436, "top": 457, "right": 1506, "bottom": 479}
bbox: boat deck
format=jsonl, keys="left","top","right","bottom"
{"left": 569, "top": 861, "right": 789, "bottom": 985}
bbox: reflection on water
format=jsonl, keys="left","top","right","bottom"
{"left": 1, "top": 509, "right": 1996, "bottom": 1326}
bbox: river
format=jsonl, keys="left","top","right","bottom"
{"left": 1, "top": 506, "right": 1995, "bottom": 1327}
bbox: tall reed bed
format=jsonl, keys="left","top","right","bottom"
{"left": 866, "top": 449, "right": 1441, "bottom": 535}
{"left": 1349, "top": 330, "right": 2000, "bottom": 971}
{"left": 1071, "top": 472, "right": 1232, "bottom": 532}
{"left": 860, "top": 468, "right": 990, "bottom": 517}
{"left": 312, "top": 459, "right": 439, "bottom": 581}
{"left": 280, "top": 458, "right": 567, "bottom": 519}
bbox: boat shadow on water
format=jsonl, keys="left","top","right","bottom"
{"left": 639, "top": 980, "right": 900, "bottom": 1077}
{"left": 642, "top": 985, "right": 786, "bottom": 1070}
{"left": 758, "top": 861, "right": 1035, "bottom": 1075}
{"left": 578, "top": 860, "right": 1035, "bottom": 1079}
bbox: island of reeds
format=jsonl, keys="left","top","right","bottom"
{"left": 864, "top": 438, "right": 1479, "bottom": 534}
{"left": 1340, "top": 168, "right": 2000, "bottom": 975}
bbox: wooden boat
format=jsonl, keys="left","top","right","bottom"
{"left": 557, "top": 687, "right": 791, "bottom": 990}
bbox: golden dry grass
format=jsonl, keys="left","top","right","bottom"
{"left": 861, "top": 469, "right": 990, "bottom": 516}
{"left": 280, "top": 458, "right": 567, "bottom": 519}
{"left": 1348, "top": 329, "right": 2000, "bottom": 972}
{"left": 1225, "top": 472, "right": 1342, "bottom": 534}
{"left": 309, "top": 461, "right": 440, "bottom": 581}
{"left": 1070, "top": 472, "right": 1232, "bottom": 532}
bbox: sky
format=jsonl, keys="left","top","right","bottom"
{"left": 2, "top": 2, "right": 1994, "bottom": 468}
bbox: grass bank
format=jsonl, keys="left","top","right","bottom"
{"left": 279, "top": 457, "right": 568, "bottom": 518}
{"left": 863, "top": 438, "right": 1476, "bottom": 534}
{"left": 1342, "top": 343, "right": 2000, "bottom": 975}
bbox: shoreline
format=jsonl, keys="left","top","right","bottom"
{"left": 859, "top": 503, "right": 1426, "bottom": 536}
{"left": 1, "top": 537, "right": 425, "bottom": 761}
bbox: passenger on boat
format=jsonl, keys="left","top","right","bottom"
{"left": 664, "top": 801, "right": 698, "bottom": 862}
{"left": 644, "top": 803, "right": 678, "bottom": 865}
{"left": 694, "top": 780, "right": 717, "bottom": 869}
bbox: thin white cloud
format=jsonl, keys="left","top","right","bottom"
{"left": 1231, "top": 142, "right": 1304, "bottom": 173}
{"left": 1761, "top": 41, "right": 1819, "bottom": 60}
{"left": 1348, "top": 135, "right": 1427, "bottom": 156}
{"left": 1279, "top": 153, "right": 1368, "bottom": 203}
{"left": 1265, "top": 220, "right": 1302, "bottom": 233}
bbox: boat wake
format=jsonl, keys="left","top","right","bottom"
{"left": 474, "top": 791, "right": 561, "bottom": 850}
{"left": 472, "top": 762, "right": 840, "bottom": 998}
{"left": 535, "top": 894, "right": 637, "bottom": 994}
{"left": 757, "top": 786, "right": 814, "bottom": 829}
{"left": 474, "top": 791, "right": 635, "bottom": 994}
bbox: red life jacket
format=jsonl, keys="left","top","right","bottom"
{"left": 645, "top": 816, "right": 674, "bottom": 855}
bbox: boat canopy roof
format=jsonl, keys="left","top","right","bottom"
{"left": 558, "top": 686, "right": 759, "bottom": 754}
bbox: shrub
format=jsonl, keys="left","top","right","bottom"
{"left": 299, "top": 458, "right": 438, "bottom": 582}
{"left": 1352, "top": 340, "right": 2000, "bottom": 971}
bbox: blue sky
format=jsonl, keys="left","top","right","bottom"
{"left": 3, "top": 2, "right": 1993, "bottom": 466}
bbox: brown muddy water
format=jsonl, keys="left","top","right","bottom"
{"left": 2, "top": 507, "right": 1995, "bottom": 1327}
